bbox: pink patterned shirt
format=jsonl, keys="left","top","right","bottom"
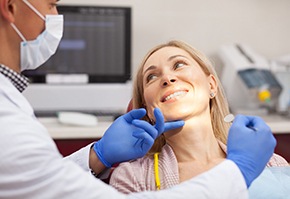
{"left": 109, "top": 142, "right": 288, "bottom": 194}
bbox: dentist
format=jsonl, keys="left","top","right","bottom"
{"left": 0, "top": 0, "right": 276, "bottom": 198}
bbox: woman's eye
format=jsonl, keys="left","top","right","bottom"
{"left": 174, "top": 62, "right": 185, "bottom": 69}
{"left": 146, "top": 74, "right": 157, "bottom": 82}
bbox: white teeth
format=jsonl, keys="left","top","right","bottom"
{"left": 164, "top": 91, "right": 186, "bottom": 101}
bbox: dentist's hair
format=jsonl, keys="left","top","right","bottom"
{"left": 132, "top": 40, "right": 231, "bottom": 154}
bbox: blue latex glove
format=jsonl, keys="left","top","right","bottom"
{"left": 227, "top": 114, "right": 277, "bottom": 188}
{"left": 93, "top": 108, "right": 184, "bottom": 167}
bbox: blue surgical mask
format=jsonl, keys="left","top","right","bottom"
{"left": 11, "top": 0, "right": 63, "bottom": 71}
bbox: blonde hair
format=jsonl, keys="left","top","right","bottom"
{"left": 132, "top": 40, "right": 231, "bottom": 154}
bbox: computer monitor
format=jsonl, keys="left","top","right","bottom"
{"left": 23, "top": 5, "right": 132, "bottom": 116}
{"left": 23, "top": 5, "right": 131, "bottom": 83}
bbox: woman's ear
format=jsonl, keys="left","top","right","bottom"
{"left": 0, "top": 0, "right": 17, "bottom": 24}
{"left": 208, "top": 74, "right": 218, "bottom": 98}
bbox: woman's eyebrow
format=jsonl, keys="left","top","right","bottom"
{"left": 167, "top": 55, "right": 187, "bottom": 61}
{"left": 143, "top": 55, "right": 188, "bottom": 75}
{"left": 143, "top": 65, "right": 157, "bottom": 75}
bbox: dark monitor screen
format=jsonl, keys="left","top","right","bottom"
{"left": 23, "top": 5, "right": 131, "bottom": 83}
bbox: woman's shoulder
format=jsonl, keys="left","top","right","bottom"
{"left": 111, "top": 144, "right": 177, "bottom": 178}
{"left": 109, "top": 157, "right": 150, "bottom": 194}
{"left": 267, "top": 153, "right": 289, "bottom": 167}
{"left": 218, "top": 140, "right": 289, "bottom": 167}
{"left": 109, "top": 153, "right": 156, "bottom": 193}
{"left": 158, "top": 144, "right": 179, "bottom": 168}
{"left": 112, "top": 143, "right": 177, "bottom": 173}
{"left": 114, "top": 154, "right": 155, "bottom": 174}
{"left": 109, "top": 144, "right": 179, "bottom": 193}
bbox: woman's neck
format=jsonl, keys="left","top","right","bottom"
{"left": 165, "top": 116, "right": 226, "bottom": 163}
{"left": 165, "top": 115, "right": 226, "bottom": 183}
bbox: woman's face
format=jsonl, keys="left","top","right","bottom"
{"left": 142, "top": 46, "right": 216, "bottom": 122}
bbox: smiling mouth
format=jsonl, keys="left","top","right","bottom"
{"left": 162, "top": 91, "right": 187, "bottom": 102}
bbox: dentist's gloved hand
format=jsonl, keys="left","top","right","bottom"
{"left": 227, "top": 114, "right": 276, "bottom": 188}
{"left": 93, "top": 108, "right": 184, "bottom": 167}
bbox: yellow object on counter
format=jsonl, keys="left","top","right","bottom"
{"left": 258, "top": 89, "right": 271, "bottom": 103}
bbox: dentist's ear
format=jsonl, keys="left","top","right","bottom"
{"left": 0, "top": 0, "right": 17, "bottom": 23}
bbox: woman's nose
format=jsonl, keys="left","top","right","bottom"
{"left": 162, "top": 75, "right": 177, "bottom": 87}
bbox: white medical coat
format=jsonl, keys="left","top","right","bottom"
{"left": 0, "top": 73, "right": 248, "bottom": 199}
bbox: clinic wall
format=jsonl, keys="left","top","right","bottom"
{"left": 60, "top": 0, "right": 290, "bottom": 76}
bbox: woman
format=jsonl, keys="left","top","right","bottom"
{"left": 109, "top": 40, "right": 288, "bottom": 193}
